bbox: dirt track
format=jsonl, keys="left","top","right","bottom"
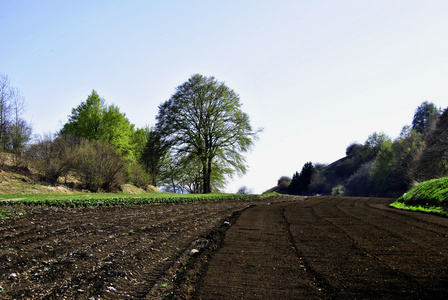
{"left": 195, "top": 196, "right": 448, "bottom": 299}
{"left": 0, "top": 196, "right": 447, "bottom": 299}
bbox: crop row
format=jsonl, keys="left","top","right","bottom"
{"left": 0, "top": 194, "right": 260, "bottom": 207}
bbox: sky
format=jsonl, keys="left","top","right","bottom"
{"left": 1, "top": 0, "right": 447, "bottom": 194}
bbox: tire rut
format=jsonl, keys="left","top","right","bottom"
{"left": 280, "top": 206, "right": 335, "bottom": 298}
{"left": 195, "top": 202, "right": 322, "bottom": 299}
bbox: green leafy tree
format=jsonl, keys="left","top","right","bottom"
{"left": 389, "top": 125, "right": 423, "bottom": 194}
{"left": 61, "top": 90, "right": 136, "bottom": 159}
{"left": 370, "top": 138, "right": 395, "bottom": 196}
{"left": 102, "top": 104, "right": 135, "bottom": 157}
{"left": 61, "top": 90, "right": 104, "bottom": 140}
{"left": 131, "top": 126, "right": 150, "bottom": 162}
{"left": 412, "top": 101, "right": 440, "bottom": 134}
{"left": 155, "top": 74, "right": 261, "bottom": 193}
{"left": 412, "top": 107, "right": 448, "bottom": 180}
{"left": 364, "top": 132, "right": 389, "bottom": 159}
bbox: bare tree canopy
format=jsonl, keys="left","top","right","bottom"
{"left": 0, "top": 75, "right": 32, "bottom": 153}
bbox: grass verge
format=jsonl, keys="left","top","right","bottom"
{"left": 390, "top": 201, "right": 448, "bottom": 217}
{"left": 391, "top": 177, "right": 448, "bottom": 217}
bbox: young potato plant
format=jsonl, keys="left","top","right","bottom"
{"left": 0, "top": 194, "right": 260, "bottom": 207}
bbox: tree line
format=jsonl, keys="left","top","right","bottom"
{"left": 283, "top": 101, "right": 446, "bottom": 197}
{"left": 0, "top": 74, "right": 259, "bottom": 193}
{"left": 4, "top": 71, "right": 444, "bottom": 196}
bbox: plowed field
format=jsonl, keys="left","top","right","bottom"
{"left": 196, "top": 196, "right": 448, "bottom": 299}
{"left": 1, "top": 196, "right": 447, "bottom": 299}
{"left": 0, "top": 196, "right": 290, "bottom": 299}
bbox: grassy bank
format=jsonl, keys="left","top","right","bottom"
{"left": 391, "top": 177, "right": 448, "bottom": 217}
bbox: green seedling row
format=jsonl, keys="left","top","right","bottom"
{"left": 0, "top": 194, "right": 260, "bottom": 207}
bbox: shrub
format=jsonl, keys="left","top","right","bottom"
{"left": 308, "top": 171, "right": 331, "bottom": 195}
{"left": 74, "top": 140, "right": 125, "bottom": 192}
{"left": 237, "top": 186, "right": 253, "bottom": 194}
{"left": 127, "top": 162, "right": 152, "bottom": 190}
{"left": 277, "top": 176, "right": 291, "bottom": 192}
{"left": 25, "top": 134, "right": 76, "bottom": 185}
{"left": 345, "top": 161, "right": 374, "bottom": 196}
{"left": 331, "top": 184, "right": 345, "bottom": 196}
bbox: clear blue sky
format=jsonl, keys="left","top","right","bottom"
{"left": 1, "top": 0, "right": 447, "bottom": 193}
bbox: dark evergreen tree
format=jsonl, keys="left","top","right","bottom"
{"left": 288, "top": 162, "right": 314, "bottom": 195}
{"left": 140, "top": 128, "right": 169, "bottom": 187}
{"left": 288, "top": 171, "right": 300, "bottom": 195}
{"left": 412, "top": 101, "right": 440, "bottom": 134}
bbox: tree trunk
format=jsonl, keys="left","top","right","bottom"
{"left": 202, "top": 158, "right": 212, "bottom": 194}
{"left": 202, "top": 165, "right": 210, "bottom": 194}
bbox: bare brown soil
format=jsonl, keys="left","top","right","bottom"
{"left": 195, "top": 196, "right": 448, "bottom": 299}
{"left": 1, "top": 196, "right": 447, "bottom": 299}
{"left": 0, "top": 196, "right": 290, "bottom": 299}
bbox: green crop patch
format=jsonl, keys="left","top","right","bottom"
{"left": 0, "top": 193, "right": 260, "bottom": 207}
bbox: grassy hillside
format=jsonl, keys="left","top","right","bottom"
{"left": 319, "top": 156, "right": 350, "bottom": 187}
{"left": 0, "top": 168, "right": 159, "bottom": 195}
{"left": 0, "top": 152, "right": 160, "bottom": 195}
{"left": 262, "top": 185, "right": 288, "bottom": 195}
{"left": 0, "top": 155, "right": 260, "bottom": 208}
{"left": 391, "top": 177, "right": 448, "bottom": 217}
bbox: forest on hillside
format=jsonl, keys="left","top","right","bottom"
{"left": 277, "top": 101, "right": 447, "bottom": 197}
